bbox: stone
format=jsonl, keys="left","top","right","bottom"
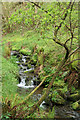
{"left": 27, "top": 64, "right": 32, "bottom": 69}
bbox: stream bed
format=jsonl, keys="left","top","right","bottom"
{"left": 11, "top": 51, "right": 80, "bottom": 119}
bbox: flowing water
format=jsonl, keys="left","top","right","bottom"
{"left": 11, "top": 51, "right": 80, "bottom": 119}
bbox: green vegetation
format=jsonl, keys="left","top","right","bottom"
{"left": 2, "top": 56, "right": 18, "bottom": 99}
{"left": 1, "top": 2, "right": 80, "bottom": 119}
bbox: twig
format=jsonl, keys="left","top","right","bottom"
{"left": 63, "top": 59, "right": 80, "bottom": 68}
{"left": 68, "top": 47, "right": 80, "bottom": 58}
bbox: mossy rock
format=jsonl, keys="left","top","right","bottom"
{"left": 30, "top": 54, "right": 37, "bottom": 65}
{"left": 27, "top": 64, "right": 32, "bottom": 69}
{"left": 31, "top": 53, "right": 38, "bottom": 63}
{"left": 51, "top": 90, "right": 66, "bottom": 105}
{"left": 30, "top": 60, "right": 37, "bottom": 65}
{"left": 24, "top": 69, "right": 34, "bottom": 73}
{"left": 71, "top": 100, "right": 80, "bottom": 110}
{"left": 12, "top": 46, "right": 20, "bottom": 51}
{"left": 68, "top": 91, "right": 80, "bottom": 101}
{"left": 19, "top": 49, "right": 31, "bottom": 56}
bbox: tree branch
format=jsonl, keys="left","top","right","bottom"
{"left": 26, "top": 0, "right": 53, "bottom": 18}
{"left": 63, "top": 59, "right": 80, "bottom": 68}
{"left": 68, "top": 47, "right": 80, "bottom": 58}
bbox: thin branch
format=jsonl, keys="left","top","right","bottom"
{"left": 65, "top": 37, "right": 72, "bottom": 45}
{"left": 54, "top": 2, "right": 72, "bottom": 36}
{"left": 26, "top": 0, "right": 53, "bottom": 18}
{"left": 52, "top": 2, "right": 74, "bottom": 59}
{"left": 64, "top": 36, "right": 78, "bottom": 45}
{"left": 68, "top": 47, "right": 80, "bottom": 58}
{"left": 63, "top": 59, "right": 80, "bottom": 68}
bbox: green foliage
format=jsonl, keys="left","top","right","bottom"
{"left": 72, "top": 102, "right": 79, "bottom": 110}
{"left": 51, "top": 90, "right": 66, "bottom": 104}
{"left": 47, "top": 107, "right": 55, "bottom": 118}
{"left": 71, "top": 52, "right": 79, "bottom": 70}
{"left": 71, "top": 86, "right": 76, "bottom": 93}
{"left": 9, "top": 56, "right": 18, "bottom": 64}
{"left": 2, "top": 2, "right": 79, "bottom": 118}
{"left": 19, "top": 48, "right": 31, "bottom": 56}
{"left": 2, "top": 57, "right": 18, "bottom": 99}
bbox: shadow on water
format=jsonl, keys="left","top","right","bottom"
{"left": 11, "top": 51, "right": 80, "bottom": 120}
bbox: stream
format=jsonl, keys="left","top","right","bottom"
{"left": 11, "top": 51, "right": 80, "bottom": 119}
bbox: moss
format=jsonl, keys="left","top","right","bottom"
{"left": 31, "top": 53, "right": 38, "bottom": 63}
{"left": 12, "top": 46, "right": 20, "bottom": 51}
{"left": 51, "top": 90, "right": 66, "bottom": 105}
{"left": 69, "top": 92, "right": 80, "bottom": 101}
{"left": 53, "top": 80, "right": 65, "bottom": 88}
{"left": 27, "top": 64, "right": 32, "bottom": 69}
{"left": 24, "top": 69, "right": 34, "bottom": 73}
{"left": 70, "top": 52, "right": 79, "bottom": 70}
{"left": 72, "top": 101, "right": 80, "bottom": 110}
{"left": 19, "top": 49, "right": 31, "bottom": 55}
{"left": 55, "top": 88, "right": 68, "bottom": 99}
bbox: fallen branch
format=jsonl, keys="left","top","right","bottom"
{"left": 21, "top": 73, "right": 53, "bottom": 104}
{"left": 11, "top": 73, "right": 54, "bottom": 110}
{"left": 26, "top": 56, "right": 69, "bottom": 116}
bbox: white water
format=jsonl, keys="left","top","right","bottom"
{"left": 17, "top": 84, "right": 34, "bottom": 89}
{"left": 17, "top": 55, "right": 35, "bottom": 89}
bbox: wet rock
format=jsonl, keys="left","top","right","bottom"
{"left": 27, "top": 64, "right": 32, "bottom": 69}
{"left": 24, "top": 69, "right": 34, "bottom": 73}
{"left": 16, "top": 74, "right": 21, "bottom": 83}
{"left": 54, "top": 105, "right": 80, "bottom": 119}
{"left": 30, "top": 59, "right": 37, "bottom": 65}
{"left": 21, "top": 62, "right": 27, "bottom": 66}
{"left": 16, "top": 61, "right": 20, "bottom": 65}
{"left": 11, "top": 50, "right": 19, "bottom": 56}
{"left": 25, "top": 76, "right": 33, "bottom": 82}
{"left": 71, "top": 100, "right": 80, "bottom": 110}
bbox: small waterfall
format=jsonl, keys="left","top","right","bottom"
{"left": 16, "top": 54, "right": 36, "bottom": 89}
